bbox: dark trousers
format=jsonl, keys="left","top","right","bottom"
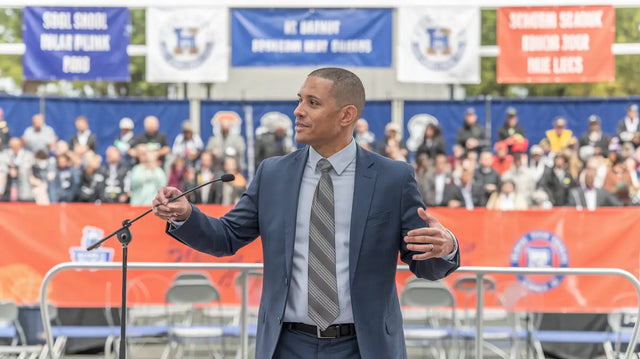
{"left": 272, "top": 325, "right": 361, "bottom": 359}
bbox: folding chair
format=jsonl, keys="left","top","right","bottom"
{"left": 400, "top": 277, "right": 457, "bottom": 358}
{"left": 454, "top": 275, "right": 527, "bottom": 359}
{"left": 604, "top": 307, "right": 640, "bottom": 359}
{"left": 0, "top": 300, "right": 41, "bottom": 359}
{"left": 161, "top": 279, "right": 225, "bottom": 359}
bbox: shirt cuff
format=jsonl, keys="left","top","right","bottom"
{"left": 441, "top": 229, "right": 459, "bottom": 261}
{"left": 168, "top": 210, "right": 192, "bottom": 230}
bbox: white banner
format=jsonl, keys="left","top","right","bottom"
{"left": 146, "top": 7, "right": 229, "bottom": 83}
{"left": 397, "top": 7, "right": 480, "bottom": 84}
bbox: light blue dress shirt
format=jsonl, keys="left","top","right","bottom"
{"left": 283, "top": 139, "right": 358, "bottom": 325}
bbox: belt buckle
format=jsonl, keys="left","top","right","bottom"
{"left": 316, "top": 325, "right": 339, "bottom": 339}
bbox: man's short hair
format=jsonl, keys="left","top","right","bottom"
{"left": 308, "top": 67, "right": 365, "bottom": 119}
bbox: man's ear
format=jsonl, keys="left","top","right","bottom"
{"left": 340, "top": 105, "right": 358, "bottom": 128}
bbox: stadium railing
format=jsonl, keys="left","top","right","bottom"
{"left": 39, "top": 263, "right": 640, "bottom": 359}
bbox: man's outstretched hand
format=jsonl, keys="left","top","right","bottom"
{"left": 152, "top": 186, "right": 191, "bottom": 222}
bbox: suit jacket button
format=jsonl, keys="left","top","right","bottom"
{"left": 277, "top": 316, "right": 282, "bottom": 324}
{"left": 284, "top": 278, "right": 288, "bottom": 285}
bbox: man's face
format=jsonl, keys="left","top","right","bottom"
{"left": 554, "top": 119, "right": 566, "bottom": 135}
{"left": 355, "top": 120, "right": 367, "bottom": 134}
{"left": 479, "top": 153, "right": 493, "bottom": 167}
{"left": 507, "top": 115, "right": 517, "bottom": 126}
{"left": 628, "top": 109, "right": 638, "bottom": 120}
{"left": 76, "top": 119, "right": 88, "bottom": 132}
{"left": 465, "top": 114, "right": 477, "bottom": 125}
{"left": 144, "top": 117, "right": 159, "bottom": 133}
{"left": 32, "top": 114, "right": 44, "bottom": 129}
{"left": 435, "top": 156, "right": 448, "bottom": 173}
{"left": 106, "top": 147, "right": 120, "bottom": 164}
{"left": 294, "top": 76, "right": 343, "bottom": 148}
{"left": 9, "top": 138, "right": 21, "bottom": 153}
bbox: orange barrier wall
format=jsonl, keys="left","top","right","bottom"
{"left": 1, "top": 204, "right": 639, "bottom": 312}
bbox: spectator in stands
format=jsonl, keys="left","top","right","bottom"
{"left": 22, "top": 113, "right": 56, "bottom": 153}
{"left": 416, "top": 123, "right": 446, "bottom": 161}
{"left": 0, "top": 137, "right": 34, "bottom": 202}
{"left": 604, "top": 154, "right": 639, "bottom": 204}
{"left": 444, "top": 160, "right": 481, "bottom": 209}
{"left": 69, "top": 115, "right": 97, "bottom": 156}
{"left": 255, "top": 118, "right": 294, "bottom": 166}
{"left": 617, "top": 104, "right": 639, "bottom": 145}
{"left": 528, "top": 145, "right": 548, "bottom": 184}
{"left": 206, "top": 113, "right": 246, "bottom": 171}
{"left": 77, "top": 153, "right": 104, "bottom": 203}
{"left": 221, "top": 156, "right": 247, "bottom": 205}
{"left": 486, "top": 179, "right": 529, "bottom": 210}
{"left": 565, "top": 139, "right": 583, "bottom": 180}
{"left": 114, "top": 117, "right": 135, "bottom": 164}
{"left": 431, "top": 153, "right": 453, "bottom": 207}
{"left": 100, "top": 146, "right": 130, "bottom": 203}
{"left": 497, "top": 107, "right": 526, "bottom": 145}
{"left": 0, "top": 108, "right": 9, "bottom": 150}
{"left": 546, "top": 116, "right": 573, "bottom": 154}
{"left": 354, "top": 118, "right": 375, "bottom": 150}
{"left": 538, "top": 152, "right": 577, "bottom": 206}
{"left": 456, "top": 107, "right": 486, "bottom": 154}
{"left": 375, "top": 122, "right": 408, "bottom": 160}
{"left": 128, "top": 115, "right": 170, "bottom": 164}
{"left": 502, "top": 152, "right": 535, "bottom": 205}
{"left": 492, "top": 141, "right": 514, "bottom": 175}
{"left": 414, "top": 153, "right": 435, "bottom": 207}
{"left": 172, "top": 120, "right": 204, "bottom": 167}
{"left": 29, "top": 149, "right": 50, "bottom": 205}
{"left": 129, "top": 144, "right": 167, "bottom": 205}
{"left": 568, "top": 166, "right": 621, "bottom": 209}
{"left": 579, "top": 115, "right": 611, "bottom": 161}
{"left": 168, "top": 156, "right": 189, "bottom": 192}
{"left": 48, "top": 153, "right": 80, "bottom": 203}
{"left": 192, "top": 151, "right": 222, "bottom": 204}
{"left": 450, "top": 144, "right": 466, "bottom": 179}
{"left": 475, "top": 151, "right": 501, "bottom": 206}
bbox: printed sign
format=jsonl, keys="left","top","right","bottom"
{"left": 146, "top": 7, "right": 229, "bottom": 83}
{"left": 497, "top": 6, "right": 615, "bottom": 83}
{"left": 397, "top": 7, "right": 480, "bottom": 83}
{"left": 231, "top": 8, "right": 392, "bottom": 67}
{"left": 22, "top": 7, "right": 130, "bottom": 81}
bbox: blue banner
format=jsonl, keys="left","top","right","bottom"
{"left": 22, "top": 7, "right": 130, "bottom": 81}
{"left": 231, "top": 8, "right": 392, "bottom": 67}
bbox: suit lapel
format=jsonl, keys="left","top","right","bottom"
{"left": 349, "top": 147, "right": 377, "bottom": 284}
{"left": 283, "top": 148, "right": 308, "bottom": 276}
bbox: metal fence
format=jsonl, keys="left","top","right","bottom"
{"left": 39, "top": 263, "right": 640, "bottom": 359}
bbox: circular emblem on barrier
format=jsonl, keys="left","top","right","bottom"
{"left": 158, "top": 14, "right": 215, "bottom": 69}
{"left": 410, "top": 15, "right": 467, "bottom": 71}
{"left": 509, "top": 230, "right": 569, "bottom": 293}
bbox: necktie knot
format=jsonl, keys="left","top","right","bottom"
{"left": 317, "top": 158, "right": 333, "bottom": 173}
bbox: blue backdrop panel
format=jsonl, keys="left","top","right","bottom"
{"left": 404, "top": 100, "right": 487, "bottom": 154}
{"left": 489, "top": 97, "right": 640, "bottom": 148}
{"left": 43, "top": 97, "right": 189, "bottom": 156}
{"left": 361, "top": 100, "right": 392, "bottom": 146}
{"left": 0, "top": 96, "right": 42, "bottom": 138}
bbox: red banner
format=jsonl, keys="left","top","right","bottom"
{"left": 1, "top": 204, "right": 639, "bottom": 312}
{"left": 497, "top": 6, "right": 615, "bottom": 83}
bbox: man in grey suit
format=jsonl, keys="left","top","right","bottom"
{"left": 153, "top": 68, "right": 460, "bottom": 358}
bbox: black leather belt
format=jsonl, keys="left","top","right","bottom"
{"left": 286, "top": 322, "right": 356, "bottom": 339}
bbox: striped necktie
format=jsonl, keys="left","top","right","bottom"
{"left": 308, "top": 158, "right": 339, "bottom": 330}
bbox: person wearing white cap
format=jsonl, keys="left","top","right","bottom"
{"left": 114, "top": 117, "right": 135, "bottom": 164}
{"left": 172, "top": 120, "right": 204, "bottom": 166}
{"left": 578, "top": 114, "right": 611, "bottom": 161}
{"left": 375, "top": 122, "right": 407, "bottom": 160}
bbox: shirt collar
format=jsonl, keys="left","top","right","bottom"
{"left": 308, "top": 138, "right": 356, "bottom": 176}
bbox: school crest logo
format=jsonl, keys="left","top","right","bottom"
{"left": 410, "top": 15, "right": 468, "bottom": 71}
{"left": 510, "top": 230, "right": 569, "bottom": 293}
{"left": 159, "top": 14, "right": 216, "bottom": 69}
{"left": 69, "top": 226, "right": 114, "bottom": 262}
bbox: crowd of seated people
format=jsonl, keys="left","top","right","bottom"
{"left": 411, "top": 105, "right": 640, "bottom": 210}
{"left": 0, "top": 103, "right": 639, "bottom": 209}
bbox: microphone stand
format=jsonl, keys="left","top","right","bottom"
{"left": 86, "top": 174, "right": 234, "bottom": 359}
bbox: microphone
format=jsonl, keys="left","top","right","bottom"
{"left": 87, "top": 173, "right": 235, "bottom": 251}
{"left": 165, "top": 173, "right": 235, "bottom": 204}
